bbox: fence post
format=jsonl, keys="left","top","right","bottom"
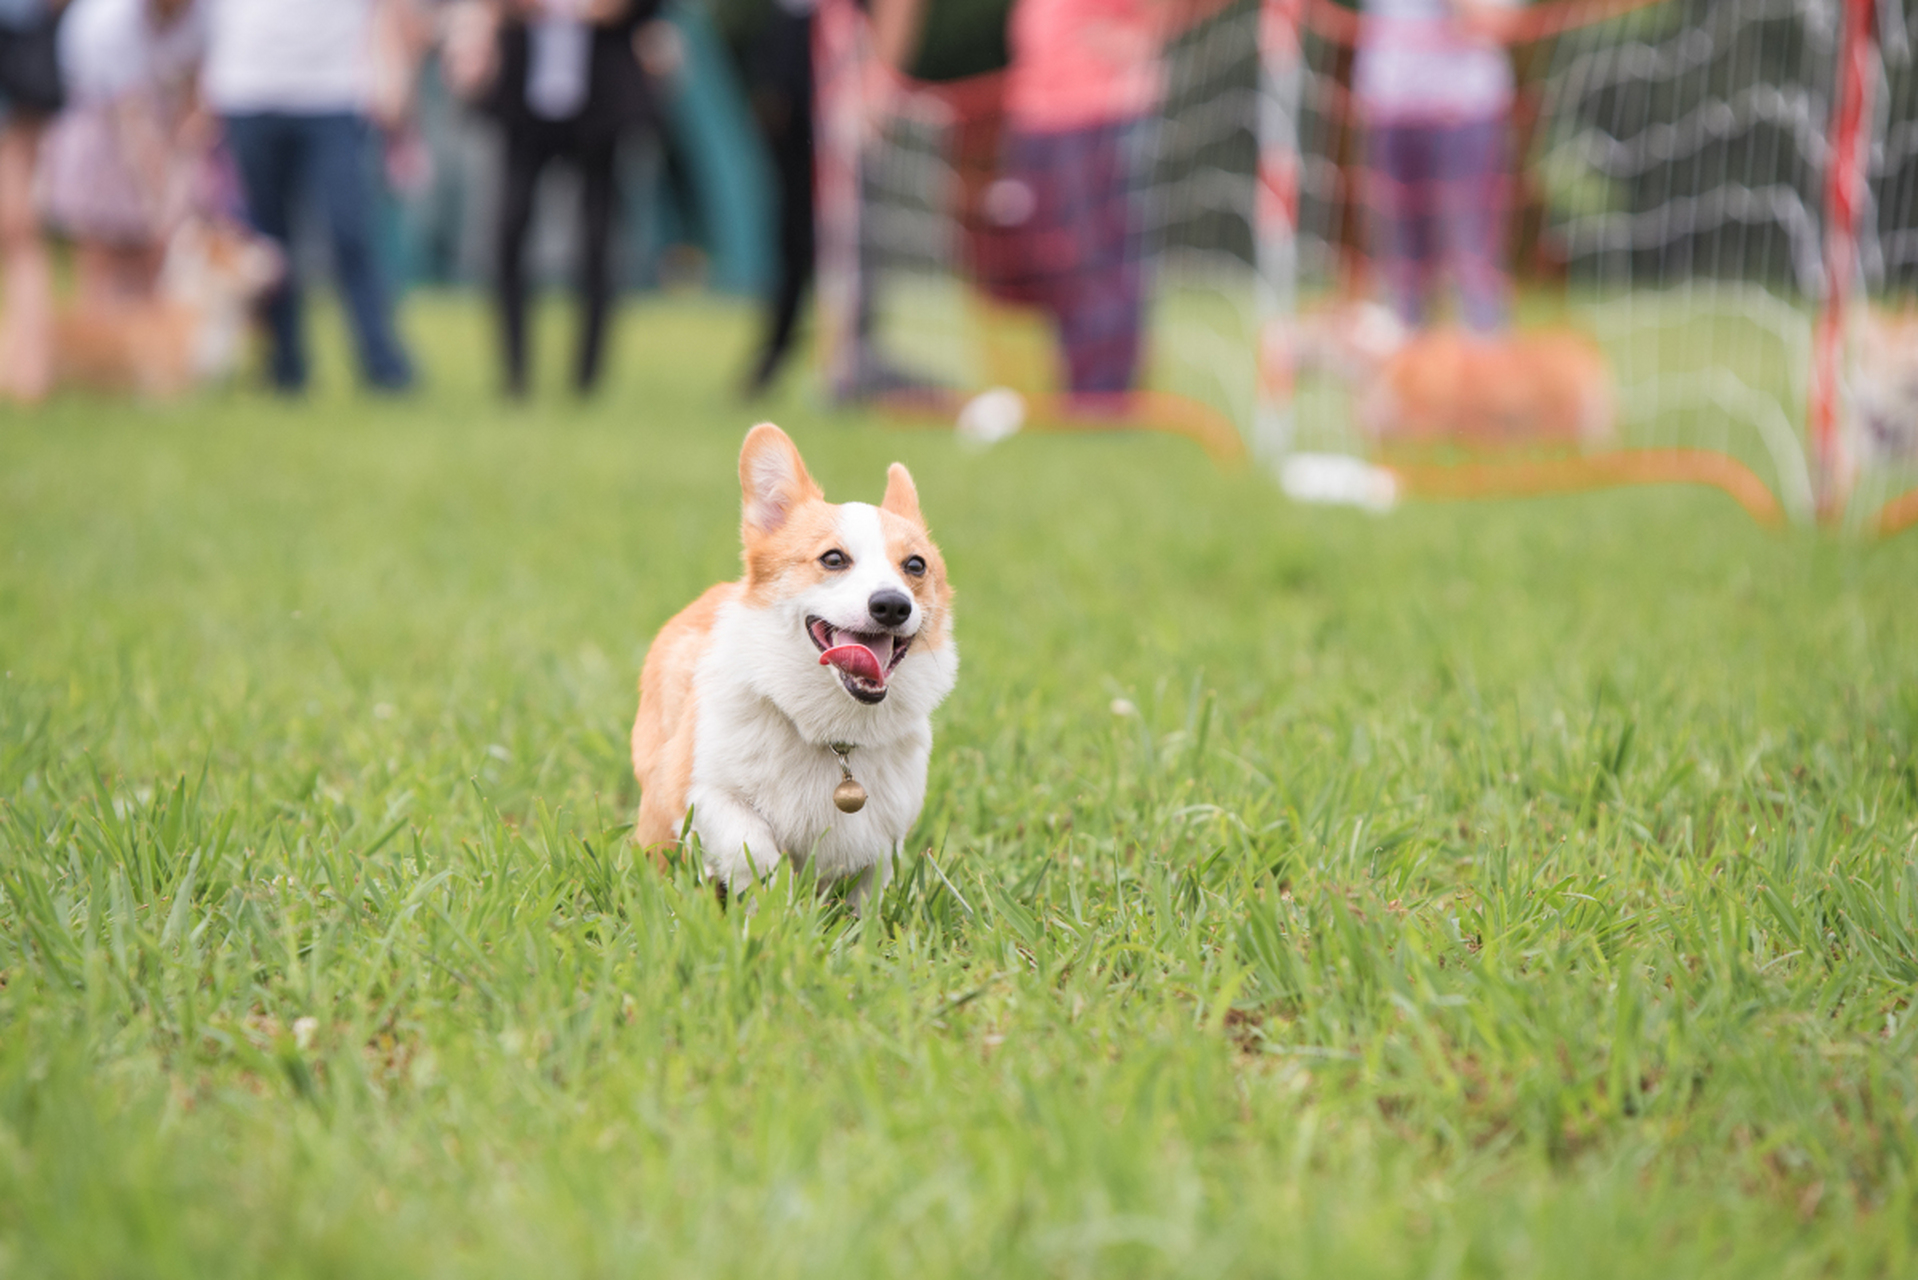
{"left": 1254, "top": 0, "right": 1304, "bottom": 465}
{"left": 1810, "top": 0, "right": 1878, "bottom": 520}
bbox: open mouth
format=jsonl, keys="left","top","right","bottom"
{"left": 807, "top": 616, "right": 913, "bottom": 704}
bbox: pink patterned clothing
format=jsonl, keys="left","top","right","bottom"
{"left": 41, "top": 0, "right": 204, "bottom": 245}
{"left": 995, "top": 0, "right": 1169, "bottom": 393}
{"left": 1003, "top": 0, "right": 1166, "bottom": 132}
{"left": 42, "top": 105, "right": 162, "bottom": 244}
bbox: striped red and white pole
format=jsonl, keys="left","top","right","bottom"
{"left": 1253, "top": 0, "right": 1304, "bottom": 462}
{"left": 1809, "top": 0, "right": 1877, "bottom": 521}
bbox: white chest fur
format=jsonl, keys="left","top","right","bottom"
{"left": 683, "top": 596, "right": 957, "bottom": 892}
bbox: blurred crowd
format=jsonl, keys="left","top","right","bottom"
{"left": 0, "top": 0, "right": 1521, "bottom": 407}
{"left": 0, "top": 0, "right": 687, "bottom": 403}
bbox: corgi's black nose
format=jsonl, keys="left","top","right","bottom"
{"left": 868, "top": 589, "right": 914, "bottom": 628}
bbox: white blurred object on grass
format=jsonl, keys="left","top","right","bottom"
{"left": 1279, "top": 453, "right": 1398, "bottom": 513}
{"left": 956, "top": 387, "right": 1026, "bottom": 447}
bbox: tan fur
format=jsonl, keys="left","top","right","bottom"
{"left": 53, "top": 304, "right": 197, "bottom": 398}
{"left": 1362, "top": 328, "right": 1615, "bottom": 448}
{"left": 630, "top": 424, "right": 954, "bottom": 860}
{"left": 740, "top": 501, "right": 842, "bottom": 607}
{"left": 881, "top": 462, "right": 923, "bottom": 525}
{"left": 51, "top": 222, "right": 280, "bottom": 398}
{"left": 631, "top": 581, "right": 734, "bottom": 852}
{"left": 878, "top": 468, "right": 952, "bottom": 651}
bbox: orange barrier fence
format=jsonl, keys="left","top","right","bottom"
{"left": 1870, "top": 488, "right": 1918, "bottom": 538}
{"left": 1386, "top": 450, "right": 1787, "bottom": 527}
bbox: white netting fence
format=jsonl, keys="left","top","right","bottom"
{"left": 817, "top": 0, "right": 1267, "bottom": 456}
{"left": 819, "top": 0, "right": 1918, "bottom": 531}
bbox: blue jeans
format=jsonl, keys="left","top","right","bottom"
{"left": 223, "top": 112, "right": 414, "bottom": 390}
{"left": 1365, "top": 115, "right": 1510, "bottom": 332}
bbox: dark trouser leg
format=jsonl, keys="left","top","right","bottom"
{"left": 1065, "top": 119, "right": 1147, "bottom": 395}
{"left": 309, "top": 113, "right": 414, "bottom": 388}
{"left": 574, "top": 135, "right": 619, "bottom": 393}
{"left": 496, "top": 127, "right": 548, "bottom": 397}
{"left": 756, "top": 115, "right": 815, "bottom": 390}
{"left": 752, "top": 86, "right": 815, "bottom": 389}
{"left": 744, "top": 7, "right": 815, "bottom": 392}
{"left": 1366, "top": 121, "right": 1437, "bottom": 329}
{"left": 1002, "top": 128, "right": 1075, "bottom": 385}
{"left": 1434, "top": 115, "right": 1511, "bottom": 333}
{"left": 1026, "top": 119, "right": 1147, "bottom": 397}
{"left": 225, "top": 113, "right": 308, "bottom": 390}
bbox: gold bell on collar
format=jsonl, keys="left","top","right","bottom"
{"left": 833, "top": 776, "right": 868, "bottom": 813}
{"left": 829, "top": 742, "right": 867, "bottom": 813}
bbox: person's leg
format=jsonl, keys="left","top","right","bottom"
{"left": 74, "top": 242, "right": 120, "bottom": 307}
{"left": 1000, "top": 126, "right": 1081, "bottom": 388}
{"left": 750, "top": 90, "right": 816, "bottom": 394}
{"left": 76, "top": 242, "right": 166, "bottom": 305}
{"left": 225, "top": 112, "right": 309, "bottom": 390}
{"left": 1435, "top": 115, "right": 1511, "bottom": 332}
{"left": 746, "top": 8, "right": 815, "bottom": 394}
{"left": 1075, "top": 117, "right": 1150, "bottom": 395}
{"left": 123, "top": 241, "right": 166, "bottom": 297}
{"left": 308, "top": 113, "right": 414, "bottom": 388}
{"left": 572, "top": 134, "right": 620, "bottom": 394}
{"left": 1042, "top": 119, "right": 1147, "bottom": 397}
{"left": 0, "top": 120, "right": 52, "bottom": 402}
{"left": 495, "top": 126, "right": 546, "bottom": 397}
{"left": 1365, "top": 120, "right": 1436, "bottom": 329}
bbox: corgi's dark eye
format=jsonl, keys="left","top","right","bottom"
{"left": 819, "top": 549, "right": 849, "bottom": 570}
{"left": 902, "top": 555, "right": 927, "bottom": 577}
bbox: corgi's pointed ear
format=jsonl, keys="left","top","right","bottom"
{"left": 739, "top": 423, "right": 821, "bottom": 537}
{"left": 880, "top": 462, "right": 923, "bottom": 527}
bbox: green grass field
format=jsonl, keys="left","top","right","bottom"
{"left": 3, "top": 297, "right": 1916, "bottom": 1278}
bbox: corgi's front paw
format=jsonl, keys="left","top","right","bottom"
{"left": 688, "top": 791, "right": 784, "bottom": 892}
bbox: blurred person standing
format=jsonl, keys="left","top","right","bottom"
{"left": 990, "top": 0, "right": 1174, "bottom": 398}
{"left": 42, "top": 0, "right": 205, "bottom": 305}
{"left": 0, "top": 0, "right": 65, "bottom": 402}
{"left": 1353, "top": 0, "right": 1516, "bottom": 331}
{"left": 724, "top": 0, "right": 1010, "bottom": 399}
{"left": 482, "top": 0, "right": 664, "bottom": 399}
{"left": 202, "top": 0, "right": 417, "bottom": 392}
{"left": 720, "top": 0, "right": 813, "bottom": 399}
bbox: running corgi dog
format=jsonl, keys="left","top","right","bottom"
{"left": 631, "top": 424, "right": 958, "bottom": 911}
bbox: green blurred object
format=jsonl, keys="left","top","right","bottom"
{"left": 648, "top": 2, "right": 776, "bottom": 294}
{"left": 909, "top": 0, "right": 1013, "bottom": 81}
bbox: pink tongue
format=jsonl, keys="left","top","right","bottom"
{"left": 820, "top": 644, "right": 884, "bottom": 684}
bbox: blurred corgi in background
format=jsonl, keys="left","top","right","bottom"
{"left": 1359, "top": 326, "right": 1615, "bottom": 449}
{"left": 1851, "top": 309, "right": 1918, "bottom": 466}
{"left": 1286, "top": 298, "right": 1616, "bottom": 449}
{"left": 52, "top": 219, "right": 282, "bottom": 398}
{"left": 631, "top": 424, "right": 958, "bottom": 912}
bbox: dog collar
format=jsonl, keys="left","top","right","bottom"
{"left": 828, "top": 742, "right": 867, "bottom": 813}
